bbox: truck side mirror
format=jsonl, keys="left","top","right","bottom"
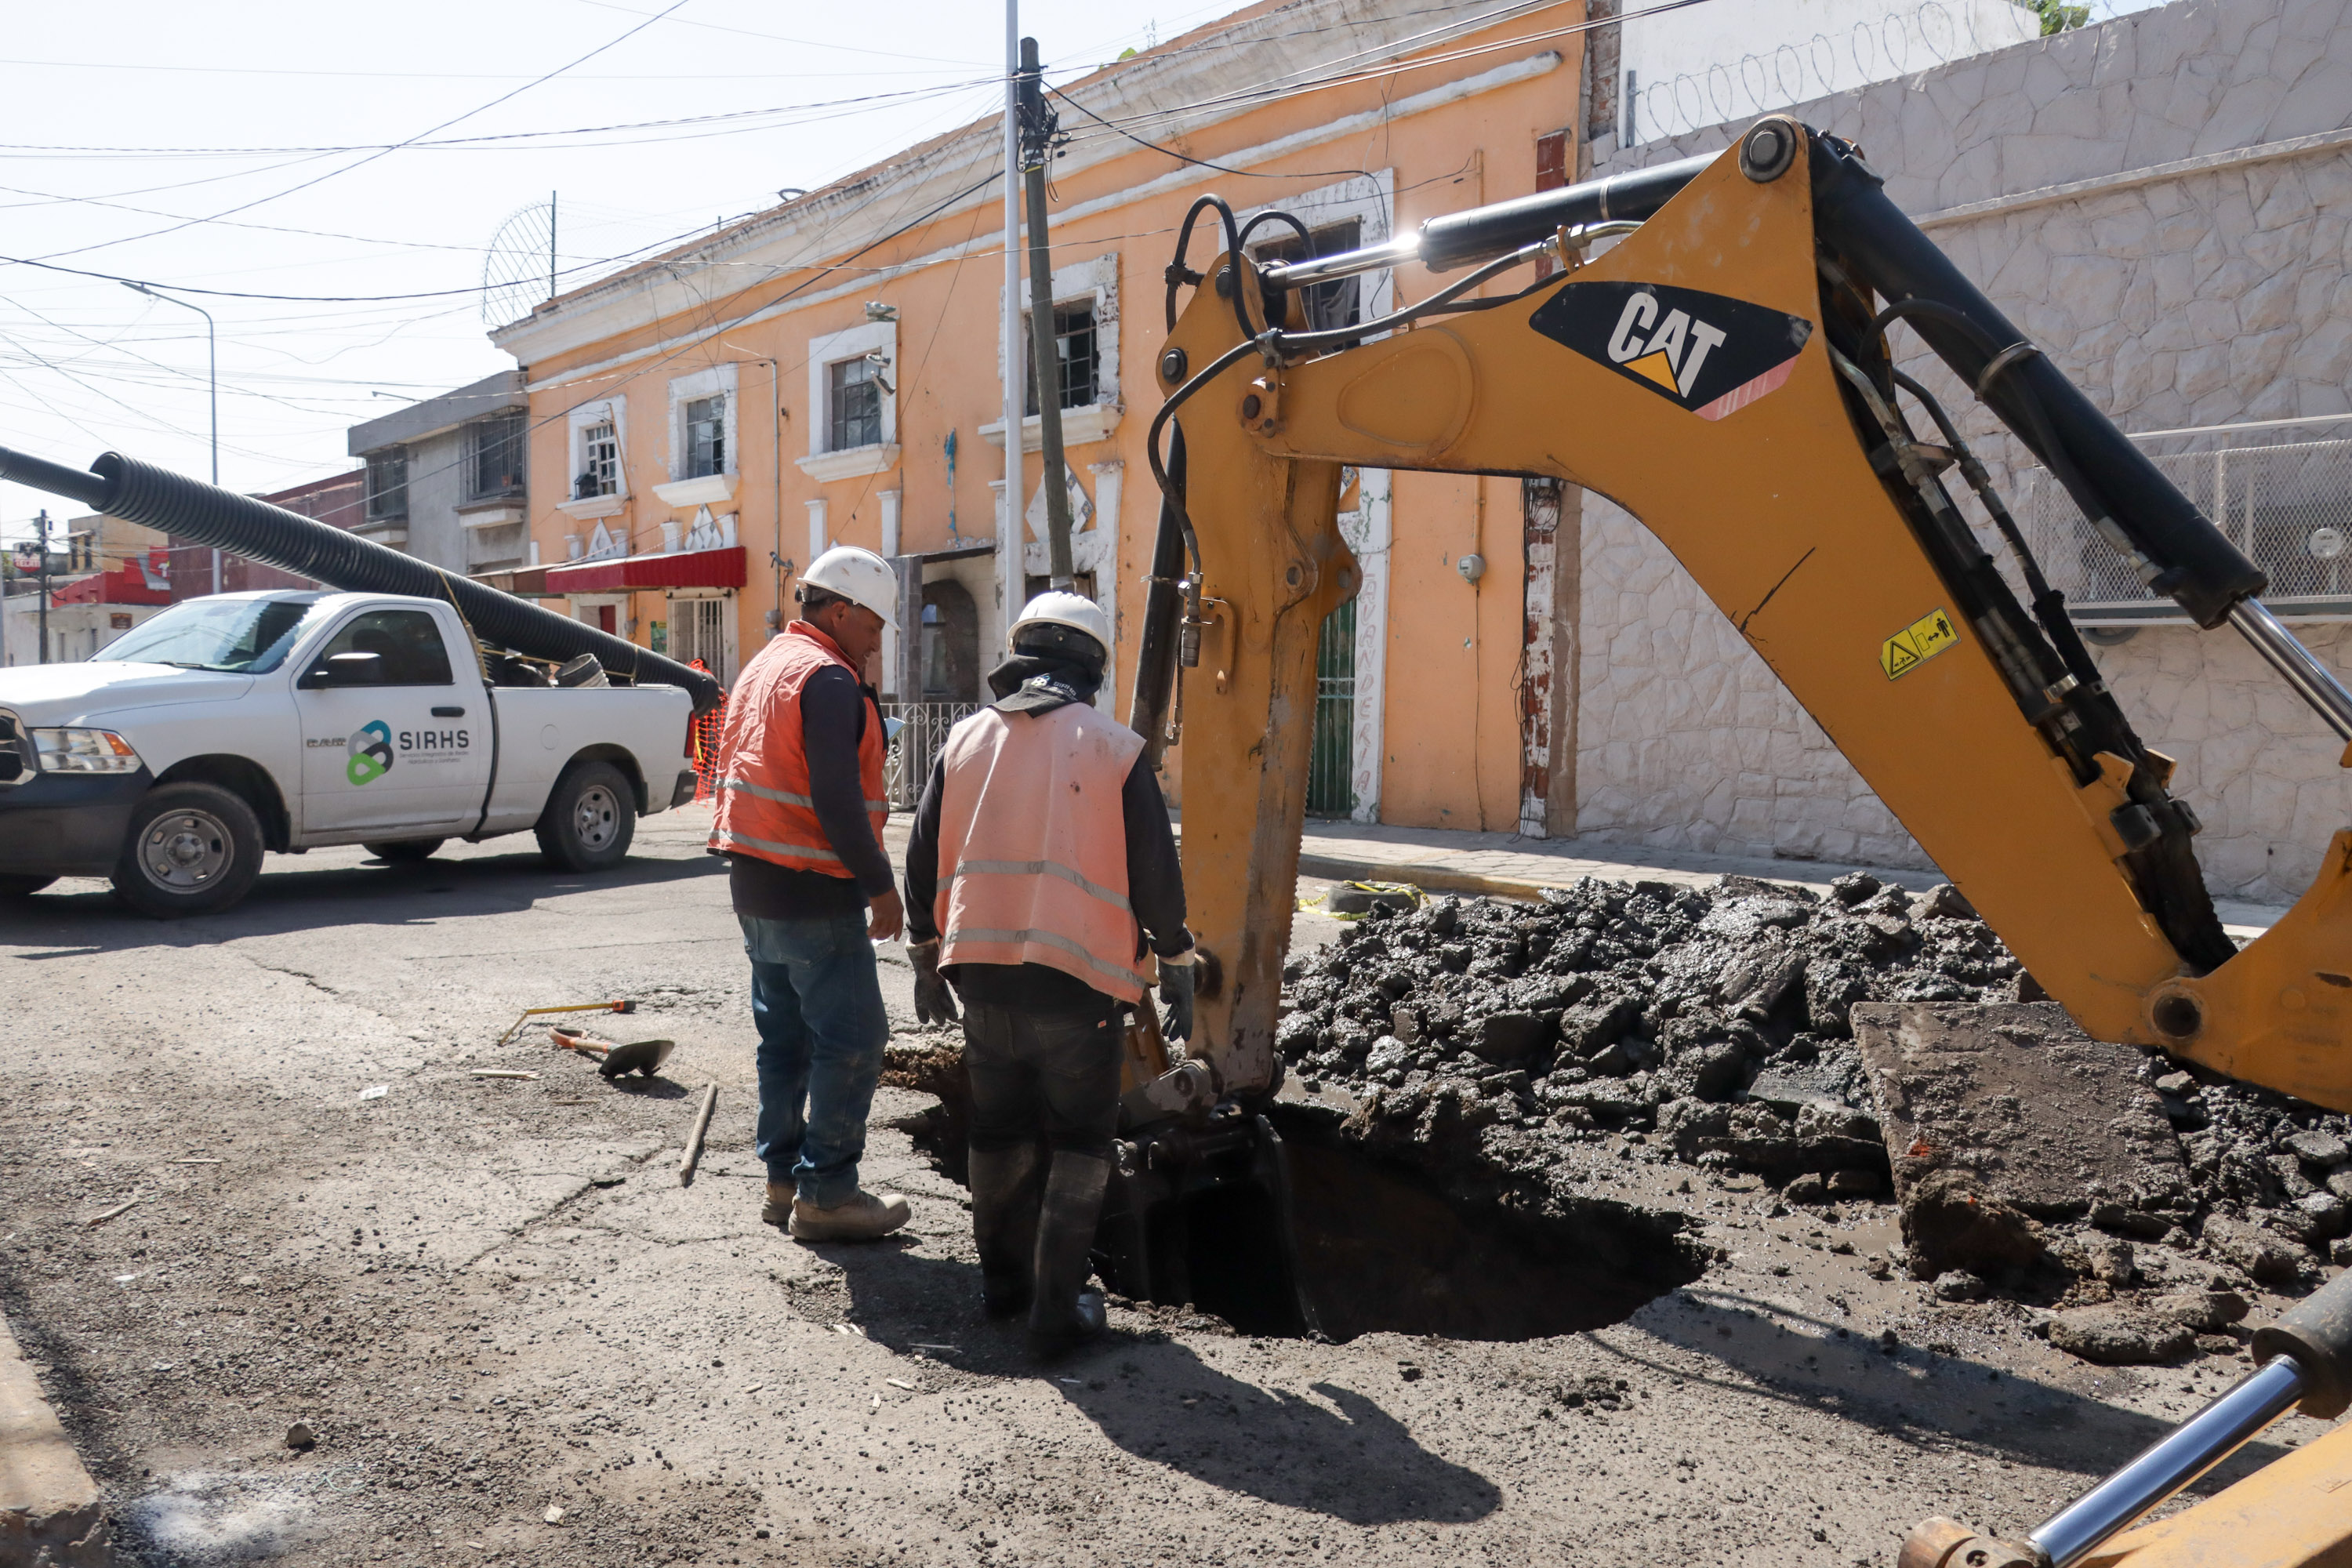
{"left": 299, "top": 651, "right": 382, "bottom": 689}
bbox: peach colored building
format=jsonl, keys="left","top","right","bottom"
{"left": 492, "top": 0, "right": 1617, "bottom": 832}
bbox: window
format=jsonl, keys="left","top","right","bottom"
{"left": 102, "top": 594, "right": 325, "bottom": 674}
{"left": 829, "top": 358, "right": 883, "bottom": 452}
{"left": 575, "top": 420, "right": 619, "bottom": 499}
{"left": 1023, "top": 301, "right": 1100, "bottom": 416}
{"left": 365, "top": 451, "right": 408, "bottom": 523}
{"left": 684, "top": 394, "right": 726, "bottom": 478}
{"left": 307, "top": 610, "right": 454, "bottom": 687}
{"left": 466, "top": 412, "right": 526, "bottom": 501}
{"left": 1254, "top": 219, "right": 1364, "bottom": 334}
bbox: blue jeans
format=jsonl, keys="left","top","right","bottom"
{"left": 741, "top": 910, "right": 890, "bottom": 1209}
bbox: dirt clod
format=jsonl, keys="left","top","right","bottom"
{"left": 2046, "top": 1308, "right": 2194, "bottom": 1366}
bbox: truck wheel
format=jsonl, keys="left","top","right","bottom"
{"left": 537, "top": 760, "right": 635, "bottom": 873}
{"left": 111, "top": 782, "right": 265, "bottom": 918}
{"left": 365, "top": 840, "right": 445, "bottom": 864}
{"left": 0, "top": 873, "right": 56, "bottom": 898}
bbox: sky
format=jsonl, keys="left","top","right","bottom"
{"left": 0, "top": 0, "right": 1241, "bottom": 545}
{"left": 0, "top": 0, "right": 2164, "bottom": 548}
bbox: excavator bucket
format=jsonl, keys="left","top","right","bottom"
{"left": 1095, "top": 1010, "right": 1321, "bottom": 1336}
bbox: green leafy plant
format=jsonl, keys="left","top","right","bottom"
{"left": 2034, "top": 0, "right": 2091, "bottom": 34}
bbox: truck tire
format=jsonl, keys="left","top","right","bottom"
{"left": 111, "top": 782, "right": 265, "bottom": 918}
{"left": 0, "top": 873, "right": 56, "bottom": 898}
{"left": 536, "top": 760, "right": 635, "bottom": 873}
{"left": 365, "top": 839, "right": 445, "bottom": 864}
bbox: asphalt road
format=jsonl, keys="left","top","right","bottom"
{"left": 0, "top": 804, "right": 2326, "bottom": 1566}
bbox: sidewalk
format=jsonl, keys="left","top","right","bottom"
{"left": 1292, "top": 820, "right": 2291, "bottom": 938}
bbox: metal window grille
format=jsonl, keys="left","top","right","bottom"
{"left": 2019, "top": 416, "right": 2352, "bottom": 620}
{"left": 1253, "top": 220, "right": 1365, "bottom": 335}
{"left": 684, "top": 394, "right": 726, "bottom": 479}
{"left": 829, "top": 358, "right": 882, "bottom": 452}
{"left": 365, "top": 451, "right": 408, "bottom": 522}
{"left": 1307, "top": 595, "right": 1357, "bottom": 818}
{"left": 879, "top": 700, "right": 981, "bottom": 810}
{"left": 576, "top": 421, "right": 619, "bottom": 499}
{"left": 1023, "top": 301, "right": 1101, "bottom": 416}
{"left": 466, "top": 412, "right": 526, "bottom": 502}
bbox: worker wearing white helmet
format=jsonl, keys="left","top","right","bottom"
{"left": 709, "top": 545, "right": 912, "bottom": 1243}
{"left": 902, "top": 590, "right": 1194, "bottom": 1359}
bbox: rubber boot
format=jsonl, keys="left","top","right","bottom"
{"left": 1026, "top": 1152, "right": 1111, "bottom": 1362}
{"left": 967, "top": 1142, "right": 1043, "bottom": 1319}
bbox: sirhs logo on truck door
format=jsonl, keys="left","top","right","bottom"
{"left": 347, "top": 720, "right": 394, "bottom": 786}
{"left": 1528, "top": 281, "right": 1813, "bottom": 421}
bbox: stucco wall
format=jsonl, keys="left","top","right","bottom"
{"left": 1574, "top": 0, "right": 2352, "bottom": 898}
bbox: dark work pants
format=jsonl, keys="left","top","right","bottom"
{"left": 962, "top": 997, "right": 1123, "bottom": 1160}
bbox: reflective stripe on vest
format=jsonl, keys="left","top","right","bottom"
{"left": 933, "top": 702, "right": 1151, "bottom": 1004}
{"left": 705, "top": 622, "right": 887, "bottom": 877}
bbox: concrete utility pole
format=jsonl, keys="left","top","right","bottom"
{"left": 1018, "top": 36, "right": 1076, "bottom": 590}
{"left": 34, "top": 510, "right": 50, "bottom": 665}
{"left": 1000, "top": 0, "right": 1024, "bottom": 638}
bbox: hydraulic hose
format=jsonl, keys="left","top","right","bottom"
{"left": 1809, "top": 132, "right": 2263, "bottom": 629}
{"left": 0, "top": 444, "right": 722, "bottom": 713}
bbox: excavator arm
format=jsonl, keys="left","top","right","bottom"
{"left": 1135, "top": 118, "right": 2352, "bottom": 1116}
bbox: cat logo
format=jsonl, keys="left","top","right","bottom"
{"left": 1527, "top": 280, "right": 1814, "bottom": 421}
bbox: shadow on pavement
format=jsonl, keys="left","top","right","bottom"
{"left": 811, "top": 1240, "right": 1502, "bottom": 1527}
{"left": 1624, "top": 1284, "right": 2292, "bottom": 1501}
{"left": 0, "top": 849, "right": 723, "bottom": 954}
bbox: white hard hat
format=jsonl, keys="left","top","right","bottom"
{"left": 1011, "top": 590, "right": 1111, "bottom": 660}
{"left": 800, "top": 546, "right": 898, "bottom": 630}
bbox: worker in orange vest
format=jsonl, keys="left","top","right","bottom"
{"left": 901, "top": 592, "right": 1193, "bottom": 1359}
{"left": 710, "top": 546, "right": 912, "bottom": 1243}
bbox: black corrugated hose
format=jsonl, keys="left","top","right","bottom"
{"left": 0, "top": 445, "right": 722, "bottom": 713}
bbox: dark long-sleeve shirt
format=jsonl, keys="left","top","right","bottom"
{"left": 903, "top": 732, "right": 1189, "bottom": 1012}
{"left": 728, "top": 666, "right": 895, "bottom": 919}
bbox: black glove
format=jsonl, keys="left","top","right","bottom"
{"left": 1159, "top": 958, "right": 1195, "bottom": 1043}
{"left": 909, "top": 941, "right": 960, "bottom": 1025}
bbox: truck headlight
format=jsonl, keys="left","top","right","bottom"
{"left": 33, "top": 728, "right": 141, "bottom": 775}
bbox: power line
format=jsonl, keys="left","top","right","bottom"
{"left": 21, "top": 0, "right": 695, "bottom": 266}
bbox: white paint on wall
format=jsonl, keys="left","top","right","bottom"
{"left": 1339, "top": 466, "right": 1392, "bottom": 826}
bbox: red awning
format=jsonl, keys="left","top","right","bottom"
{"left": 543, "top": 546, "right": 746, "bottom": 595}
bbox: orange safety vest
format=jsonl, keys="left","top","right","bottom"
{"left": 934, "top": 699, "right": 1152, "bottom": 1004}
{"left": 708, "top": 621, "right": 887, "bottom": 877}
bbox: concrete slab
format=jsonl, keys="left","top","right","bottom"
{"left": 1853, "top": 1002, "right": 2194, "bottom": 1276}
{"left": 1, "top": 1311, "right": 111, "bottom": 1567}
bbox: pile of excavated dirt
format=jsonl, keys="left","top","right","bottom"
{"left": 1277, "top": 871, "right": 2020, "bottom": 1186}
{"left": 1279, "top": 876, "right": 2352, "bottom": 1363}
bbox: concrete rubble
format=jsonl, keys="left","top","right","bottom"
{"left": 1277, "top": 874, "right": 2352, "bottom": 1366}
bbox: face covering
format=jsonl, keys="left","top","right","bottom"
{"left": 986, "top": 650, "right": 1103, "bottom": 715}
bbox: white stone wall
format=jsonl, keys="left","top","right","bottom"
{"left": 1573, "top": 0, "right": 2352, "bottom": 900}
{"left": 1576, "top": 495, "right": 1930, "bottom": 868}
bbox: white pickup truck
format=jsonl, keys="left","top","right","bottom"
{"left": 0, "top": 590, "right": 699, "bottom": 916}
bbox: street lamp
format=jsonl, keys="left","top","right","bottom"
{"left": 122, "top": 280, "right": 220, "bottom": 594}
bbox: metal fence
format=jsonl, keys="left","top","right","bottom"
{"left": 880, "top": 700, "right": 979, "bottom": 810}
{"left": 2019, "top": 416, "right": 2352, "bottom": 620}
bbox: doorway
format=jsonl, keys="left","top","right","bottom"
{"left": 1307, "top": 596, "right": 1356, "bottom": 818}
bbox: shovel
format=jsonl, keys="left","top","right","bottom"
{"left": 551, "top": 1026, "right": 676, "bottom": 1080}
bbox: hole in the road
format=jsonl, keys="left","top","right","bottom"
{"left": 887, "top": 1058, "right": 1704, "bottom": 1345}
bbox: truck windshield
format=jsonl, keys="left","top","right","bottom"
{"left": 100, "top": 597, "right": 325, "bottom": 673}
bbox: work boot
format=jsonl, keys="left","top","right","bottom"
{"left": 789, "top": 1189, "right": 912, "bottom": 1243}
{"left": 760, "top": 1178, "right": 796, "bottom": 1229}
{"left": 967, "top": 1142, "right": 1044, "bottom": 1318}
{"left": 1026, "top": 1152, "right": 1112, "bottom": 1362}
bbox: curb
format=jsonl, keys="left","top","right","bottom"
{"left": 1296, "top": 853, "right": 1552, "bottom": 905}
{"left": 0, "top": 1312, "right": 112, "bottom": 1567}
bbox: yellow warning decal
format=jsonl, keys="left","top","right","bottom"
{"left": 1881, "top": 608, "right": 1959, "bottom": 680}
